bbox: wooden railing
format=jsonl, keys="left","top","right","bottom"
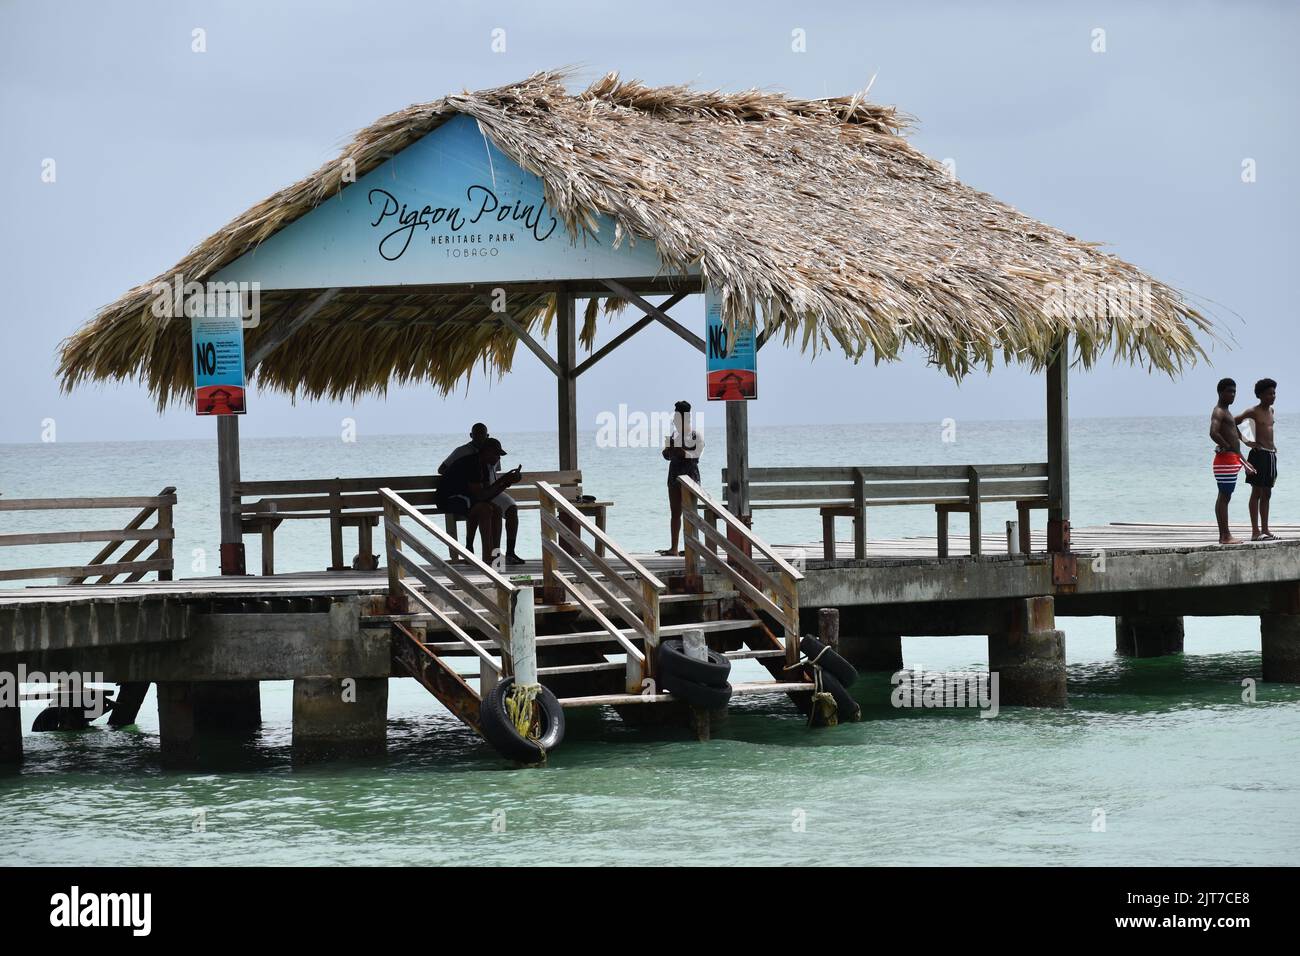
{"left": 678, "top": 475, "right": 804, "bottom": 666}
{"left": 0, "top": 487, "right": 176, "bottom": 584}
{"left": 536, "top": 480, "right": 663, "bottom": 692}
{"left": 380, "top": 487, "right": 522, "bottom": 680}
{"left": 237, "top": 470, "right": 609, "bottom": 574}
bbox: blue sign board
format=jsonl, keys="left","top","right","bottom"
{"left": 705, "top": 288, "right": 757, "bottom": 400}
{"left": 192, "top": 311, "right": 246, "bottom": 415}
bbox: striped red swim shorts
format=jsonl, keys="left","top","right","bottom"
{"left": 1213, "top": 452, "right": 1243, "bottom": 496}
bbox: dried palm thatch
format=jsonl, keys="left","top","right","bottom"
{"left": 58, "top": 69, "right": 1211, "bottom": 409}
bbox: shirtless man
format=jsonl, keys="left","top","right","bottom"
{"left": 1210, "top": 378, "right": 1256, "bottom": 544}
{"left": 1236, "top": 377, "right": 1279, "bottom": 541}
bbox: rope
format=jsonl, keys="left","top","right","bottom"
{"left": 809, "top": 665, "right": 838, "bottom": 727}
{"left": 505, "top": 682, "right": 541, "bottom": 740}
{"left": 788, "top": 636, "right": 838, "bottom": 727}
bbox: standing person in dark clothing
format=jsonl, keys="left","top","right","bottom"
{"left": 1237, "top": 377, "right": 1280, "bottom": 540}
{"left": 435, "top": 438, "right": 523, "bottom": 564}
{"left": 658, "top": 401, "right": 705, "bottom": 557}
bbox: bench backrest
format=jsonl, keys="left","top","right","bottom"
{"left": 234, "top": 470, "right": 584, "bottom": 519}
{"left": 721, "top": 463, "right": 1049, "bottom": 507}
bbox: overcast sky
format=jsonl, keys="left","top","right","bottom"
{"left": 0, "top": 0, "right": 1294, "bottom": 445}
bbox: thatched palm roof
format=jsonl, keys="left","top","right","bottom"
{"left": 59, "top": 69, "right": 1211, "bottom": 408}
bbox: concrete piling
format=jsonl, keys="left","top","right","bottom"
{"left": 988, "top": 596, "right": 1067, "bottom": 707}
{"left": 291, "top": 677, "right": 388, "bottom": 761}
{"left": 1261, "top": 613, "right": 1300, "bottom": 682}
{"left": 1115, "top": 615, "right": 1185, "bottom": 658}
{"left": 156, "top": 682, "right": 199, "bottom": 766}
{"left": 156, "top": 680, "right": 262, "bottom": 766}
{"left": 1, "top": 701, "right": 20, "bottom": 765}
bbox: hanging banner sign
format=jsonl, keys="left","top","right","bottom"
{"left": 191, "top": 305, "right": 247, "bottom": 416}
{"left": 705, "top": 288, "right": 757, "bottom": 401}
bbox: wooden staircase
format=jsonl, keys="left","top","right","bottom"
{"left": 376, "top": 480, "right": 814, "bottom": 739}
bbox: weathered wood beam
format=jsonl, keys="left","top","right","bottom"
{"left": 1047, "top": 335, "right": 1070, "bottom": 551}
{"left": 218, "top": 416, "right": 244, "bottom": 575}
{"left": 556, "top": 292, "right": 578, "bottom": 472}
{"left": 247, "top": 287, "right": 341, "bottom": 369}
{"left": 600, "top": 279, "right": 705, "bottom": 353}
{"left": 496, "top": 311, "right": 563, "bottom": 377}
{"left": 573, "top": 292, "right": 688, "bottom": 377}
{"left": 725, "top": 400, "right": 750, "bottom": 517}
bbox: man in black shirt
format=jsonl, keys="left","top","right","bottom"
{"left": 436, "top": 437, "right": 522, "bottom": 563}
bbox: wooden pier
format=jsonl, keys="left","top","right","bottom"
{"left": 4, "top": 492, "right": 1299, "bottom": 765}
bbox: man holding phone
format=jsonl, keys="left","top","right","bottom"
{"left": 436, "top": 435, "right": 525, "bottom": 564}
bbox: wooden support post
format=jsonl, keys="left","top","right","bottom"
{"left": 556, "top": 292, "right": 578, "bottom": 473}
{"left": 819, "top": 608, "right": 840, "bottom": 651}
{"left": 682, "top": 628, "right": 711, "bottom": 741}
{"left": 680, "top": 480, "right": 702, "bottom": 591}
{"left": 217, "top": 415, "right": 245, "bottom": 575}
{"left": 156, "top": 495, "right": 174, "bottom": 581}
{"left": 724, "top": 400, "right": 750, "bottom": 519}
{"left": 328, "top": 479, "right": 346, "bottom": 571}
{"left": 509, "top": 587, "right": 536, "bottom": 685}
{"left": 260, "top": 521, "right": 276, "bottom": 577}
{"left": 821, "top": 511, "right": 836, "bottom": 561}
{"left": 852, "top": 468, "right": 866, "bottom": 560}
{"left": 724, "top": 401, "right": 754, "bottom": 574}
{"left": 1047, "top": 337, "right": 1071, "bottom": 552}
{"left": 967, "top": 466, "right": 982, "bottom": 556}
{"left": 539, "top": 497, "right": 563, "bottom": 605}
{"left": 640, "top": 578, "right": 660, "bottom": 690}
{"left": 1017, "top": 502, "right": 1033, "bottom": 553}
{"left": 383, "top": 498, "right": 407, "bottom": 615}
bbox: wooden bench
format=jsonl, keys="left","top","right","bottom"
{"left": 722, "top": 464, "right": 1049, "bottom": 559}
{"left": 234, "top": 471, "right": 611, "bottom": 575}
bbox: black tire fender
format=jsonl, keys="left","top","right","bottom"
{"left": 660, "top": 671, "right": 733, "bottom": 710}
{"left": 800, "top": 635, "right": 858, "bottom": 688}
{"left": 658, "top": 638, "right": 732, "bottom": 685}
{"left": 479, "top": 676, "right": 565, "bottom": 764}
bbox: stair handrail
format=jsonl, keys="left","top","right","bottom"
{"left": 380, "top": 487, "right": 519, "bottom": 676}
{"left": 677, "top": 475, "right": 803, "bottom": 665}
{"left": 535, "top": 480, "right": 659, "bottom": 689}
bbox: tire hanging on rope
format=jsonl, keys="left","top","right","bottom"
{"left": 479, "top": 676, "right": 565, "bottom": 765}
{"left": 795, "top": 635, "right": 861, "bottom": 727}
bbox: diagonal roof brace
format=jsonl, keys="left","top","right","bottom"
{"left": 600, "top": 279, "right": 705, "bottom": 353}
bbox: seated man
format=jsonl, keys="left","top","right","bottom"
{"left": 435, "top": 437, "right": 524, "bottom": 564}
{"left": 439, "top": 423, "right": 524, "bottom": 561}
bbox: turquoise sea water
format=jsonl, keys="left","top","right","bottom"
{"left": 2, "top": 417, "right": 1298, "bottom": 866}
